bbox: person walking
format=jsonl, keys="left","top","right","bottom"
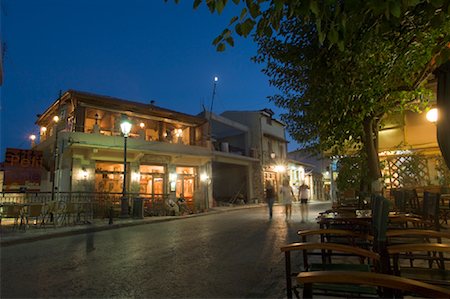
{"left": 280, "top": 179, "right": 295, "bottom": 219}
{"left": 265, "top": 181, "right": 275, "bottom": 219}
{"left": 298, "top": 182, "right": 310, "bottom": 222}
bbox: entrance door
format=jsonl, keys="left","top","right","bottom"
{"left": 139, "top": 165, "right": 165, "bottom": 199}
{"left": 175, "top": 167, "right": 197, "bottom": 209}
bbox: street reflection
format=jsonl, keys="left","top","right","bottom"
{"left": 86, "top": 233, "right": 95, "bottom": 252}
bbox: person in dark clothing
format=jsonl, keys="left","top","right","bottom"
{"left": 265, "top": 181, "right": 275, "bottom": 219}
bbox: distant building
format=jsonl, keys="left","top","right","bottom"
{"left": 208, "top": 108, "right": 289, "bottom": 202}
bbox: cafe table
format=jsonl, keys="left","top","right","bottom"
{"left": 317, "top": 209, "right": 418, "bottom": 230}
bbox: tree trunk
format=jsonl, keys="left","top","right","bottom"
{"left": 363, "top": 117, "right": 382, "bottom": 191}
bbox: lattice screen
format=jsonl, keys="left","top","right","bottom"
{"left": 381, "top": 154, "right": 430, "bottom": 189}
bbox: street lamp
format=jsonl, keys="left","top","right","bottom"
{"left": 426, "top": 108, "right": 438, "bottom": 123}
{"left": 29, "top": 134, "right": 36, "bottom": 147}
{"left": 120, "top": 118, "right": 132, "bottom": 217}
{"left": 51, "top": 115, "right": 60, "bottom": 202}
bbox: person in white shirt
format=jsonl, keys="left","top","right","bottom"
{"left": 280, "top": 179, "right": 295, "bottom": 219}
{"left": 298, "top": 182, "right": 310, "bottom": 222}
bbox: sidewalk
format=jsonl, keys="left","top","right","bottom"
{"left": 0, "top": 203, "right": 266, "bottom": 247}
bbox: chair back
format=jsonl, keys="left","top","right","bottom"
{"left": 371, "top": 196, "right": 390, "bottom": 273}
{"left": 2, "top": 204, "right": 22, "bottom": 217}
{"left": 393, "top": 190, "right": 406, "bottom": 212}
{"left": 405, "top": 189, "right": 420, "bottom": 214}
{"left": 423, "top": 191, "right": 440, "bottom": 230}
{"left": 28, "top": 204, "right": 43, "bottom": 217}
{"left": 372, "top": 196, "right": 390, "bottom": 244}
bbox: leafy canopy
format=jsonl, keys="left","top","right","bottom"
{"left": 254, "top": 13, "right": 450, "bottom": 155}
{"left": 166, "top": 0, "right": 450, "bottom": 52}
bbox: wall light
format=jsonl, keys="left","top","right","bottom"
{"left": 175, "top": 129, "right": 183, "bottom": 138}
{"left": 200, "top": 173, "right": 209, "bottom": 182}
{"left": 169, "top": 173, "right": 177, "bottom": 192}
{"left": 426, "top": 108, "right": 438, "bottom": 123}
{"left": 169, "top": 173, "right": 177, "bottom": 182}
{"left": 132, "top": 172, "right": 141, "bottom": 182}
{"left": 274, "top": 165, "right": 286, "bottom": 173}
{"left": 139, "top": 122, "right": 145, "bottom": 129}
{"left": 40, "top": 127, "right": 47, "bottom": 133}
{"left": 81, "top": 167, "right": 88, "bottom": 180}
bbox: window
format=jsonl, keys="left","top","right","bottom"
{"left": 175, "top": 167, "right": 197, "bottom": 200}
{"left": 139, "top": 165, "right": 165, "bottom": 198}
{"left": 95, "top": 162, "right": 124, "bottom": 193}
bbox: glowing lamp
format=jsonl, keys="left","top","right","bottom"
{"left": 426, "top": 108, "right": 438, "bottom": 123}
{"left": 120, "top": 120, "right": 132, "bottom": 137}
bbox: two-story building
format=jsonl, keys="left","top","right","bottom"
{"left": 217, "top": 108, "right": 289, "bottom": 201}
{"left": 34, "top": 90, "right": 213, "bottom": 212}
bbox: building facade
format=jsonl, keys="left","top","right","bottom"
{"left": 33, "top": 90, "right": 213, "bottom": 212}
{"left": 219, "top": 109, "right": 288, "bottom": 202}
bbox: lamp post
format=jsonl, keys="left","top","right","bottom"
{"left": 29, "top": 134, "right": 36, "bottom": 147}
{"left": 120, "top": 119, "right": 132, "bottom": 217}
{"left": 51, "top": 115, "right": 60, "bottom": 202}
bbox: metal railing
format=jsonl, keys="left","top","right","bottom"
{"left": 0, "top": 192, "right": 174, "bottom": 223}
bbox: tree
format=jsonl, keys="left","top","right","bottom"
{"left": 171, "top": 0, "right": 450, "bottom": 190}
{"left": 171, "top": 0, "right": 450, "bottom": 52}
{"left": 253, "top": 14, "right": 449, "bottom": 189}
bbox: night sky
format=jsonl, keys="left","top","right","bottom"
{"left": 0, "top": 0, "right": 299, "bottom": 158}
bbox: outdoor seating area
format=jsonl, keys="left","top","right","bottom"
{"left": 280, "top": 189, "right": 450, "bottom": 299}
{"left": 0, "top": 192, "right": 199, "bottom": 231}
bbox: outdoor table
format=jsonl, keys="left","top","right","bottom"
{"left": 317, "top": 210, "right": 417, "bottom": 229}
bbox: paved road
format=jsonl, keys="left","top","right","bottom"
{"left": 1, "top": 202, "right": 331, "bottom": 298}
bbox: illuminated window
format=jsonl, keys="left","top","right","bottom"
{"left": 139, "top": 165, "right": 165, "bottom": 198}
{"left": 94, "top": 162, "right": 124, "bottom": 193}
{"left": 175, "top": 167, "right": 197, "bottom": 200}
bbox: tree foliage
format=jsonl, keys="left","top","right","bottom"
{"left": 251, "top": 4, "right": 450, "bottom": 183}
{"left": 167, "top": 0, "right": 450, "bottom": 52}
{"left": 170, "top": 0, "right": 450, "bottom": 186}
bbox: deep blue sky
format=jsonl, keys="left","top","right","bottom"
{"left": 0, "top": 0, "right": 297, "bottom": 158}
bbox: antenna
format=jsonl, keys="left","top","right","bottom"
{"left": 208, "top": 76, "right": 219, "bottom": 145}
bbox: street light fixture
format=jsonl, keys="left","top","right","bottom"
{"left": 120, "top": 118, "right": 132, "bottom": 217}
{"left": 426, "top": 108, "right": 438, "bottom": 123}
{"left": 29, "top": 134, "right": 36, "bottom": 147}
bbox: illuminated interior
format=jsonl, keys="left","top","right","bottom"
{"left": 175, "top": 167, "right": 196, "bottom": 200}
{"left": 139, "top": 165, "right": 165, "bottom": 198}
{"left": 94, "top": 162, "right": 125, "bottom": 193}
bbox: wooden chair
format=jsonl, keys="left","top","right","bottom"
{"left": 280, "top": 242, "right": 380, "bottom": 298}
{"left": 388, "top": 243, "right": 450, "bottom": 288}
{"left": 299, "top": 195, "right": 391, "bottom": 271}
{"left": 60, "top": 202, "right": 80, "bottom": 225}
{"left": 41, "top": 201, "right": 58, "bottom": 227}
{"left": 422, "top": 191, "right": 441, "bottom": 230}
{"left": 24, "top": 203, "right": 44, "bottom": 228}
{"left": 0, "top": 204, "right": 24, "bottom": 230}
{"left": 298, "top": 271, "right": 450, "bottom": 298}
{"left": 439, "top": 194, "right": 450, "bottom": 224}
